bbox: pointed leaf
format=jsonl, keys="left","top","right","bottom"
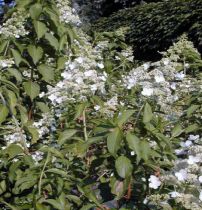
{"left": 38, "top": 64, "right": 54, "bottom": 82}
{"left": 117, "top": 110, "right": 135, "bottom": 127}
{"left": 29, "top": 3, "right": 42, "bottom": 19}
{"left": 115, "top": 156, "right": 133, "bottom": 178}
{"left": 107, "top": 127, "right": 122, "bottom": 156}
{"left": 143, "top": 103, "right": 153, "bottom": 123}
{"left": 28, "top": 45, "right": 43, "bottom": 65}
{"left": 33, "top": 21, "right": 48, "bottom": 39}
{"left": 23, "top": 81, "right": 40, "bottom": 101}
{"left": 58, "top": 129, "right": 77, "bottom": 145}
{"left": 45, "top": 33, "right": 59, "bottom": 51}
{"left": 11, "top": 49, "right": 22, "bottom": 67}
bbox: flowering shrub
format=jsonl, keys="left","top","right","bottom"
{"left": 0, "top": 0, "right": 201, "bottom": 209}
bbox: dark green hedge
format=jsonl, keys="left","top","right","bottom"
{"left": 93, "top": 0, "right": 202, "bottom": 60}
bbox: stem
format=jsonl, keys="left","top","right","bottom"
{"left": 3, "top": 40, "right": 10, "bottom": 57}
{"left": 134, "top": 103, "right": 144, "bottom": 126}
{"left": 38, "top": 152, "right": 50, "bottom": 196}
{"left": 83, "top": 108, "right": 88, "bottom": 141}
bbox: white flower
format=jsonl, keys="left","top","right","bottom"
{"left": 143, "top": 63, "right": 150, "bottom": 70}
{"left": 175, "top": 169, "right": 187, "bottom": 181}
{"left": 148, "top": 175, "right": 161, "bottom": 189}
{"left": 188, "top": 135, "right": 199, "bottom": 141}
{"left": 180, "top": 140, "right": 192, "bottom": 147}
{"left": 61, "top": 72, "right": 71, "bottom": 79}
{"left": 169, "top": 191, "right": 180, "bottom": 198}
{"left": 39, "top": 92, "right": 45, "bottom": 98}
{"left": 199, "top": 191, "right": 202, "bottom": 201}
{"left": 48, "top": 94, "right": 57, "bottom": 102}
{"left": 175, "top": 71, "right": 185, "bottom": 80}
{"left": 187, "top": 155, "right": 200, "bottom": 165}
{"left": 141, "top": 87, "right": 154, "bottom": 96}
{"left": 75, "top": 57, "right": 83, "bottom": 64}
{"left": 163, "top": 58, "right": 170, "bottom": 65}
{"left": 170, "top": 83, "right": 176, "bottom": 90}
{"left": 154, "top": 74, "right": 165, "bottom": 83}
{"left": 131, "top": 151, "right": 135, "bottom": 156}
{"left": 199, "top": 176, "right": 202, "bottom": 183}
{"left": 94, "top": 105, "right": 101, "bottom": 111}
{"left": 97, "top": 63, "right": 104, "bottom": 69}
{"left": 84, "top": 70, "right": 95, "bottom": 77}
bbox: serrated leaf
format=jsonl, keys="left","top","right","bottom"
{"left": 17, "top": 105, "right": 28, "bottom": 124}
{"left": 6, "top": 90, "right": 17, "bottom": 114}
{"left": 115, "top": 156, "right": 133, "bottom": 178}
{"left": 28, "top": 45, "right": 43, "bottom": 65}
{"left": 46, "top": 168, "right": 68, "bottom": 177}
{"left": 7, "top": 68, "right": 22, "bottom": 82}
{"left": 27, "top": 126, "right": 39, "bottom": 144}
{"left": 143, "top": 103, "right": 153, "bottom": 123}
{"left": 6, "top": 144, "right": 24, "bottom": 158}
{"left": 58, "top": 129, "right": 77, "bottom": 146}
{"left": 187, "top": 104, "right": 200, "bottom": 117}
{"left": 126, "top": 133, "right": 151, "bottom": 163}
{"left": 33, "top": 20, "right": 48, "bottom": 39}
{"left": 59, "top": 35, "right": 67, "bottom": 51}
{"left": 107, "top": 127, "right": 122, "bottom": 156}
{"left": 29, "top": 3, "right": 42, "bottom": 19}
{"left": 57, "top": 57, "right": 67, "bottom": 70}
{"left": 117, "top": 110, "right": 135, "bottom": 127}
{"left": 23, "top": 81, "right": 40, "bottom": 101}
{"left": 11, "top": 49, "right": 22, "bottom": 67}
{"left": 45, "top": 33, "right": 59, "bottom": 51}
{"left": 38, "top": 64, "right": 54, "bottom": 82}
{"left": 36, "top": 102, "right": 50, "bottom": 113}
{"left": 171, "top": 124, "right": 183, "bottom": 137}
{"left": 0, "top": 105, "right": 9, "bottom": 124}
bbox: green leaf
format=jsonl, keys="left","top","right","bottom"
{"left": 107, "top": 127, "right": 122, "bottom": 156}
{"left": 0, "top": 180, "right": 6, "bottom": 195}
{"left": 126, "top": 133, "right": 151, "bottom": 163}
{"left": 171, "top": 124, "right": 183, "bottom": 137}
{"left": 27, "top": 126, "right": 39, "bottom": 144}
{"left": 7, "top": 68, "right": 22, "bottom": 82}
{"left": 38, "top": 64, "right": 54, "bottom": 82}
{"left": 117, "top": 110, "right": 135, "bottom": 127}
{"left": 57, "top": 57, "right": 67, "bottom": 70}
{"left": 6, "top": 90, "right": 17, "bottom": 114}
{"left": 0, "top": 105, "right": 9, "bottom": 124}
{"left": 23, "top": 81, "right": 40, "bottom": 101}
{"left": 115, "top": 156, "right": 133, "bottom": 178}
{"left": 6, "top": 144, "right": 24, "bottom": 158}
{"left": 58, "top": 129, "right": 77, "bottom": 145}
{"left": 0, "top": 40, "right": 9, "bottom": 54}
{"left": 28, "top": 45, "right": 43, "bottom": 65}
{"left": 143, "top": 103, "right": 153, "bottom": 123}
{"left": 187, "top": 104, "right": 200, "bottom": 117}
{"left": 46, "top": 168, "right": 68, "bottom": 177}
{"left": 59, "top": 35, "right": 67, "bottom": 51}
{"left": 17, "top": 105, "right": 28, "bottom": 124}
{"left": 185, "top": 123, "right": 199, "bottom": 133}
{"left": 80, "top": 204, "right": 96, "bottom": 210}
{"left": 33, "top": 21, "right": 48, "bottom": 39}
{"left": 11, "top": 49, "right": 22, "bottom": 67}
{"left": 36, "top": 102, "right": 50, "bottom": 113}
{"left": 45, "top": 33, "right": 59, "bottom": 51}
{"left": 29, "top": 3, "right": 42, "bottom": 19}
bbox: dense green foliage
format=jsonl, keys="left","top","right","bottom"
{"left": 93, "top": 0, "right": 202, "bottom": 60}
{"left": 0, "top": 0, "right": 202, "bottom": 209}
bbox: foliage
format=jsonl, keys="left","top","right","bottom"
{"left": 93, "top": 0, "right": 202, "bottom": 60}
{"left": 0, "top": 0, "right": 201, "bottom": 209}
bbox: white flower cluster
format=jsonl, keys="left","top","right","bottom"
{"left": 0, "top": 58, "right": 14, "bottom": 68}
{"left": 55, "top": 0, "right": 82, "bottom": 26}
{"left": 122, "top": 36, "right": 202, "bottom": 119}
{"left": 150, "top": 135, "right": 202, "bottom": 209}
{"left": 0, "top": 10, "right": 29, "bottom": 38}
